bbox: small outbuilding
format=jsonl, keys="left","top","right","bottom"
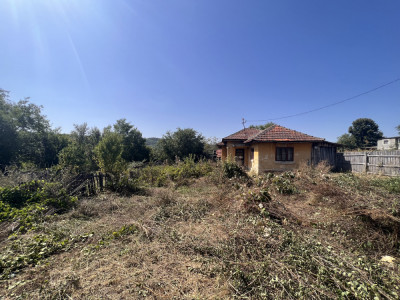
{"left": 377, "top": 137, "right": 400, "bottom": 150}
{"left": 218, "top": 125, "right": 337, "bottom": 174}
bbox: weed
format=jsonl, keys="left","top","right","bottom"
{"left": 106, "top": 172, "right": 143, "bottom": 195}
{"left": 221, "top": 160, "right": 248, "bottom": 179}
{"left": 265, "top": 172, "right": 298, "bottom": 195}
{"left": 0, "top": 232, "right": 92, "bottom": 279}
{"left": 0, "top": 180, "right": 77, "bottom": 235}
{"left": 371, "top": 176, "right": 400, "bottom": 194}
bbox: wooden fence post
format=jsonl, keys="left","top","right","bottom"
{"left": 364, "top": 152, "right": 369, "bottom": 174}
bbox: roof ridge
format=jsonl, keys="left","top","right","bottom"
{"left": 245, "top": 124, "right": 325, "bottom": 143}
{"left": 222, "top": 127, "right": 262, "bottom": 141}
{"left": 245, "top": 124, "right": 277, "bottom": 142}
{"left": 274, "top": 124, "right": 324, "bottom": 140}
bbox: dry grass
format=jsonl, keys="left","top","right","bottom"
{"left": 1, "top": 164, "right": 400, "bottom": 299}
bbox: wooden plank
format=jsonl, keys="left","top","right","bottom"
{"left": 336, "top": 150, "right": 400, "bottom": 176}
{"left": 368, "top": 164, "right": 400, "bottom": 168}
{"left": 368, "top": 155, "right": 400, "bottom": 158}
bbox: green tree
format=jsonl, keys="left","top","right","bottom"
{"left": 249, "top": 122, "right": 275, "bottom": 130}
{"left": 396, "top": 124, "right": 400, "bottom": 135}
{"left": 348, "top": 118, "right": 383, "bottom": 148}
{"left": 0, "top": 90, "right": 18, "bottom": 169}
{"left": 0, "top": 89, "right": 65, "bottom": 169}
{"left": 58, "top": 123, "right": 100, "bottom": 172}
{"left": 156, "top": 128, "right": 206, "bottom": 162}
{"left": 337, "top": 133, "right": 357, "bottom": 150}
{"left": 94, "top": 132, "right": 125, "bottom": 174}
{"left": 113, "top": 119, "right": 149, "bottom": 162}
{"left": 40, "top": 131, "right": 70, "bottom": 167}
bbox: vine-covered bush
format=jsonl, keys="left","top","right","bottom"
{"left": 0, "top": 180, "right": 77, "bottom": 234}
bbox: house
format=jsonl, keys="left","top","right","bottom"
{"left": 377, "top": 137, "right": 400, "bottom": 150}
{"left": 218, "top": 125, "right": 337, "bottom": 174}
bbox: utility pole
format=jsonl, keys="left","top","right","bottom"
{"left": 242, "top": 118, "right": 246, "bottom": 129}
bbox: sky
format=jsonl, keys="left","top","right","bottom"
{"left": 1, "top": 0, "right": 399, "bottom": 142}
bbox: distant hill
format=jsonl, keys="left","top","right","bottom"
{"left": 145, "top": 137, "right": 160, "bottom": 148}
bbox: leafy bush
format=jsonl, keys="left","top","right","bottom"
{"left": 94, "top": 132, "right": 126, "bottom": 174}
{"left": 0, "top": 180, "right": 77, "bottom": 234}
{"left": 138, "top": 157, "right": 213, "bottom": 187}
{"left": 270, "top": 172, "right": 297, "bottom": 194}
{"left": 334, "top": 173, "right": 362, "bottom": 190}
{"left": 0, "top": 180, "right": 77, "bottom": 212}
{"left": 221, "top": 160, "right": 248, "bottom": 179}
{"left": 106, "top": 172, "right": 142, "bottom": 195}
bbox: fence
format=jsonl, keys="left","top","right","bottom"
{"left": 336, "top": 150, "right": 400, "bottom": 176}
{"left": 67, "top": 173, "right": 109, "bottom": 196}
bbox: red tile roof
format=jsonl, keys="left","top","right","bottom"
{"left": 244, "top": 125, "right": 325, "bottom": 143}
{"left": 222, "top": 128, "right": 262, "bottom": 141}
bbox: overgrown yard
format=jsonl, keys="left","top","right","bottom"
{"left": 1, "top": 162, "right": 400, "bottom": 299}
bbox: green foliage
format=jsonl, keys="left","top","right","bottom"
{"left": 155, "top": 128, "right": 207, "bottom": 162}
{"left": 94, "top": 132, "right": 126, "bottom": 174}
{"left": 0, "top": 90, "right": 66, "bottom": 169}
{"left": 0, "top": 180, "right": 76, "bottom": 211}
{"left": 334, "top": 173, "right": 400, "bottom": 195}
{"left": 58, "top": 123, "right": 100, "bottom": 172}
{"left": 145, "top": 137, "right": 160, "bottom": 148}
{"left": 0, "top": 232, "right": 92, "bottom": 279}
{"left": 0, "top": 90, "right": 18, "bottom": 169}
{"left": 0, "top": 233, "right": 69, "bottom": 279}
{"left": 396, "top": 124, "right": 400, "bottom": 135}
{"left": 270, "top": 172, "right": 297, "bottom": 194}
{"left": 111, "top": 224, "right": 138, "bottom": 239}
{"left": 221, "top": 160, "right": 248, "bottom": 179}
{"left": 337, "top": 133, "right": 357, "bottom": 150}
{"left": 370, "top": 176, "right": 400, "bottom": 194}
{"left": 113, "top": 119, "right": 150, "bottom": 162}
{"left": 0, "top": 180, "right": 77, "bottom": 234}
{"left": 138, "top": 156, "right": 213, "bottom": 187}
{"left": 334, "top": 173, "right": 362, "bottom": 189}
{"left": 246, "top": 188, "right": 271, "bottom": 203}
{"left": 337, "top": 118, "right": 383, "bottom": 149}
{"left": 249, "top": 122, "right": 275, "bottom": 130}
{"left": 348, "top": 118, "right": 383, "bottom": 148}
{"left": 106, "top": 172, "right": 142, "bottom": 195}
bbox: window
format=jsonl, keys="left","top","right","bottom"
{"left": 384, "top": 140, "right": 388, "bottom": 144}
{"left": 235, "top": 149, "right": 244, "bottom": 158}
{"left": 250, "top": 148, "right": 254, "bottom": 160}
{"left": 276, "top": 147, "right": 294, "bottom": 161}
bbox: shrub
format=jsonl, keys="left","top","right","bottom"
{"left": 222, "top": 160, "right": 248, "bottom": 179}
{"left": 106, "top": 172, "right": 142, "bottom": 196}
{"left": 0, "top": 180, "right": 77, "bottom": 211}
{"left": 0, "top": 180, "right": 77, "bottom": 234}
{"left": 270, "top": 172, "right": 297, "bottom": 194}
{"left": 138, "top": 157, "right": 214, "bottom": 187}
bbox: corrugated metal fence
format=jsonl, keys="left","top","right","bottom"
{"left": 336, "top": 150, "right": 400, "bottom": 176}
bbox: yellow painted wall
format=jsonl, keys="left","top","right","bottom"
{"left": 224, "top": 142, "right": 251, "bottom": 168}
{"left": 221, "top": 142, "right": 312, "bottom": 174}
{"left": 221, "top": 147, "right": 227, "bottom": 161}
{"left": 256, "top": 142, "right": 312, "bottom": 173}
